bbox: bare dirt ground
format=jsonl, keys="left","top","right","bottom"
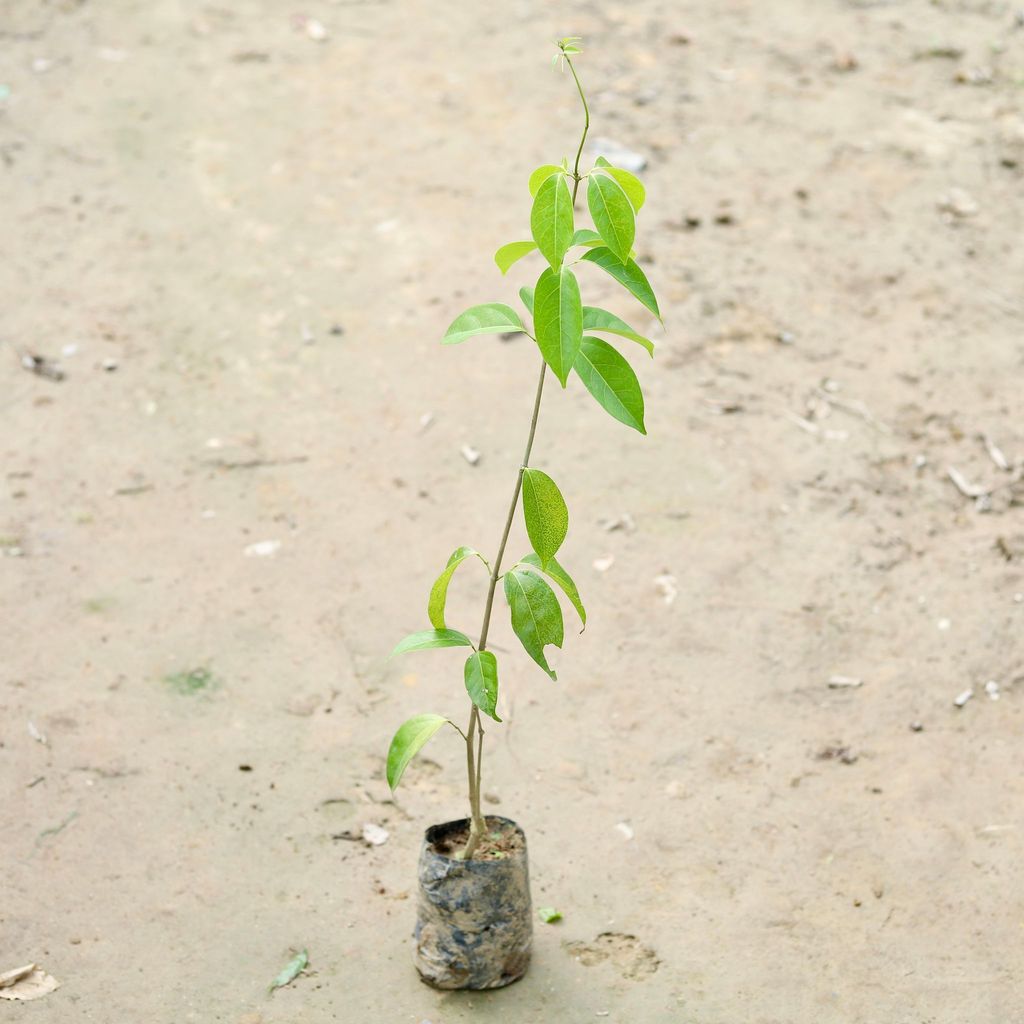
{"left": 3, "top": 1, "right": 1024, "bottom": 1021}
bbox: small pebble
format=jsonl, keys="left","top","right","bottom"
{"left": 953, "top": 688, "right": 973, "bottom": 708}
{"left": 362, "top": 823, "right": 389, "bottom": 846}
{"left": 828, "top": 675, "right": 863, "bottom": 689}
{"left": 305, "top": 18, "right": 328, "bottom": 41}
{"left": 937, "top": 188, "right": 979, "bottom": 219}
{"left": 244, "top": 540, "right": 281, "bottom": 558}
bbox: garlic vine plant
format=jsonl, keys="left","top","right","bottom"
{"left": 386, "top": 38, "right": 660, "bottom": 860}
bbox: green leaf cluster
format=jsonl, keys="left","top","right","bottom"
{"left": 478, "top": 152, "right": 658, "bottom": 431}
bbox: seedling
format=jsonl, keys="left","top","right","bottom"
{"left": 386, "top": 39, "right": 660, "bottom": 860}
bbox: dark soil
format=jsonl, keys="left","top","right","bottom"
{"left": 431, "top": 818, "right": 526, "bottom": 861}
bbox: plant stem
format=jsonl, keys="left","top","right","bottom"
{"left": 460, "top": 50, "right": 588, "bottom": 860}
{"left": 460, "top": 360, "right": 547, "bottom": 859}
{"left": 566, "top": 54, "right": 590, "bottom": 204}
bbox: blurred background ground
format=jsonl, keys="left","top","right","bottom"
{"left": 2, "top": 1, "right": 1023, "bottom": 1021}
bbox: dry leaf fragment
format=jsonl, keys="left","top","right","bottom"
{"left": 983, "top": 434, "right": 1010, "bottom": 472}
{"left": 0, "top": 965, "right": 35, "bottom": 989}
{"left": 0, "top": 965, "right": 60, "bottom": 1001}
{"left": 947, "top": 466, "right": 987, "bottom": 499}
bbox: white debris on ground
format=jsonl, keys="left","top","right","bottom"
{"left": 244, "top": 540, "right": 281, "bottom": 558}
{"left": 361, "top": 823, "right": 389, "bottom": 846}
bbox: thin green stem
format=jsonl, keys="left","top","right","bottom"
{"left": 566, "top": 54, "right": 590, "bottom": 205}
{"left": 461, "top": 360, "right": 547, "bottom": 860}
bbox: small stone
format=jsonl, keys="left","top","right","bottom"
{"left": 244, "top": 540, "right": 280, "bottom": 558}
{"left": 909, "top": 721, "right": 924, "bottom": 732}
{"left": 653, "top": 573, "right": 678, "bottom": 605}
{"left": 305, "top": 18, "right": 328, "bottom": 41}
{"left": 937, "top": 188, "right": 979, "bottom": 219}
{"left": 362, "top": 823, "right": 389, "bottom": 846}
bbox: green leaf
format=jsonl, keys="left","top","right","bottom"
{"left": 494, "top": 241, "right": 538, "bottom": 275}
{"left": 570, "top": 228, "right": 604, "bottom": 248}
{"left": 464, "top": 651, "right": 501, "bottom": 722}
{"left": 603, "top": 166, "right": 645, "bottom": 212}
{"left": 519, "top": 286, "right": 535, "bottom": 316}
{"left": 442, "top": 303, "right": 525, "bottom": 345}
{"left": 269, "top": 949, "right": 308, "bottom": 994}
{"left": 587, "top": 172, "right": 635, "bottom": 264}
{"left": 386, "top": 714, "right": 450, "bottom": 791}
{"left": 428, "top": 547, "right": 487, "bottom": 630}
{"left": 582, "top": 306, "right": 654, "bottom": 357}
{"left": 581, "top": 247, "right": 661, "bottom": 320}
{"left": 534, "top": 267, "right": 583, "bottom": 387}
{"left": 529, "top": 164, "right": 563, "bottom": 197}
{"left": 521, "top": 552, "right": 586, "bottom": 628}
{"left": 538, "top": 907, "right": 563, "bottom": 923}
{"left": 573, "top": 336, "right": 646, "bottom": 434}
{"left": 390, "top": 629, "right": 474, "bottom": 657}
{"left": 530, "top": 172, "right": 574, "bottom": 271}
{"left": 503, "top": 568, "right": 564, "bottom": 680}
{"left": 521, "top": 468, "right": 568, "bottom": 570}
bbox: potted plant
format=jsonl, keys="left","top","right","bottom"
{"left": 385, "top": 37, "right": 660, "bottom": 990}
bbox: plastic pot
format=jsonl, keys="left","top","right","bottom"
{"left": 413, "top": 815, "right": 532, "bottom": 989}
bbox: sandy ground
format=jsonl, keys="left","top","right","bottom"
{"left": 3, "top": 1, "right": 1024, "bottom": 1021}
